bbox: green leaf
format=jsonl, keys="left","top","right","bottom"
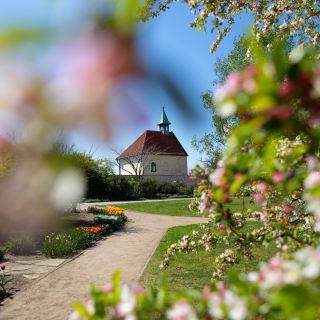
{"left": 74, "top": 302, "right": 90, "bottom": 318}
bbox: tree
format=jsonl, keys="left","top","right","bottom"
{"left": 54, "top": 144, "right": 114, "bottom": 199}
{"left": 139, "top": 0, "right": 319, "bottom": 53}
{"left": 192, "top": 92, "right": 236, "bottom": 168}
{"left": 193, "top": 33, "right": 294, "bottom": 167}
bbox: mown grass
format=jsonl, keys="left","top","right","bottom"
{"left": 140, "top": 222, "right": 277, "bottom": 291}
{"left": 117, "top": 197, "right": 257, "bottom": 217}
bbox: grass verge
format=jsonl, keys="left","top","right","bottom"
{"left": 117, "top": 197, "right": 257, "bottom": 216}
{"left": 141, "top": 222, "right": 277, "bottom": 291}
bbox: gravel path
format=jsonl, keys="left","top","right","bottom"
{"left": 0, "top": 211, "right": 206, "bottom": 320}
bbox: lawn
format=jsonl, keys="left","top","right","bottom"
{"left": 116, "top": 197, "right": 257, "bottom": 216}
{"left": 140, "top": 222, "right": 277, "bottom": 291}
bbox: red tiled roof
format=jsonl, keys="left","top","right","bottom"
{"left": 117, "top": 130, "right": 188, "bottom": 159}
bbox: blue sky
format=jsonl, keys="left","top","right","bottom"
{"left": 0, "top": 0, "right": 252, "bottom": 169}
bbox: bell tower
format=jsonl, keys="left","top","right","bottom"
{"left": 158, "top": 107, "right": 171, "bottom": 135}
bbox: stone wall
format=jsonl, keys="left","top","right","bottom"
{"left": 118, "top": 155, "right": 188, "bottom": 177}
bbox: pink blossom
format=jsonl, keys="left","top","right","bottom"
{"left": 243, "top": 65, "right": 258, "bottom": 78}
{"left": 167, "top": 300, "right": 197, "bottom": 320}
{"left": 116, "top": 285, "right": 136, "bottom": 319}
{"left": 282, "top": 245, "right": 289, "bottom": 253}
{"left": 209, "top": 168, "right": 225, "bottom": 187}
{"left": 283, "top": 204, "right": 293, "bottom": 214}
{"left": 269, "top": 254, "right": 281, "bottom": 268}
{"left": 256, "top": 182, "right": 268, "bottom": 193}
{"left": 103, "top": 283, "right": 113, "bottom": 293}
{"left": 215, "top": 72, "right": 242, "bottom": 101}
{"left": 219, "top": 224, "right": 226, "bottom": 232}
{"left": 242, "top": 79, "right": 256, "bottom": 93}
{"left": 234, "top": 173, "right": 244, "bottom": 180}
{"left": 272, "top": 171, "right": 285, "bottom": 183}
{"left": 278, "top": 80, "right": 295, "bottom": 98}
{"left": 253, "top": 192, "right": 266, "bottom": 206}
{"left": 304, "top": 172, "right": 320, "bottom": 189}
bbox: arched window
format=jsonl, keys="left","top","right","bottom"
{"left": 151, "top": 162, "right": 157, "bottom": 172}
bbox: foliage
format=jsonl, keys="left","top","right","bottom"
{"left": 5, "top": 236, "right": 38, "bottom": 255}
{"left": 53, "top": 145, "right": 114, "bottom": 200}
{"left": 93, "top": 215, "right": 126, "bottom": 231}
{"left": 73, "top": 45, "right": 320, "bottom": 319}
{"left": 42, "top": 229, "right": 93, "bottom": 258}
{"left": 173, "top": 44, "right": 320, "bottom": 280}
{"left": 192, "top": 34, "right": 294, "bottom": 168}
{"left": 86, "top": 206, "right": 107, "bottom": 215}
{"left": 139, "top": 0, "right": 319, "bottom": 53}
{"left": 104, "top": 176, "right": 136, "bottom": 201}
{"left": 101, "top": 177, "right": 194, "bottom": 201}
{"left": 0, "top": 246, "right": 6, "bottom": 261}
{"left": 192, "top": 92, "right": 236, "bottom": 168}
{"left": 133, "top": 178, "right": 162, "bottom": 198}
{"left": 73, "top": 247, "right": 320, "bottom": 320}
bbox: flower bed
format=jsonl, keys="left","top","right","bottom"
{"left": 43, "top": 224, "right": 111, "bottom": 258}
{"left": 104, "top": 206, "right": 125, "bottom": 216}
{"left": 88, "top": 206, "right": 128, "bottom": 230}
{"left": 42, "top": 229, "right": 93, "bottom": 258}
{"left": 75, "top": 225, "right": 110, "bottom": 236}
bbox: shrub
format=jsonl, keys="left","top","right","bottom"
{"left": 5, "top": 237, "right": 37, "bottom": 255}
{"left": 134, "top": 179, "right": 161, "bottom": 198}
{"left": 104, "top": 176, "right": 136, "bottom": 200}
{"left": 42, "top": 230, "right": 93, "bottom": 258}
{"left": 159, "top": 181, "right": 181, "bottom": 195}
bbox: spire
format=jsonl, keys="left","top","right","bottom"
{"left": 158, "top": 107, "right": 171, "bottom": 135}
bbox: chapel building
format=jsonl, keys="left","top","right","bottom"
{"left": 116, "top": 108, "right": 188, "bottom": 182}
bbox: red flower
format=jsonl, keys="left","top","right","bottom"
{"left": 0, "top": 264, "right": 5, "bottom": 271}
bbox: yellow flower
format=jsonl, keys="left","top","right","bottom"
{"left": 104, "top": 206, "right": 125, "bottom": 216}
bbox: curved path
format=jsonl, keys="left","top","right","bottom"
{"left": 0, "top": 211, "right": 206, "bottom": 320}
